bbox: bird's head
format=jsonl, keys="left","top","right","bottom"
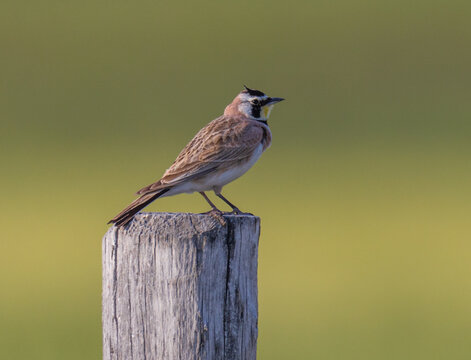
{"left": 224, "top": 86, "right": 284, "bottom": 122}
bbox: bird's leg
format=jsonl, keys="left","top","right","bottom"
{"left": 199, "top": 192, "right": 226, "bottom": 226}
{"left": 215, "top": 193, "right": 252, "bottom": 215}
{"left": 199, "top": 191, "right": 219, "bottom": 210}
{"left": 215, "top": 193, "right": 242, "bottom": 214}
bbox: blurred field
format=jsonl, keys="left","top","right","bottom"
{"left": 1, "top": 1, "right": 471, "bottom": 359}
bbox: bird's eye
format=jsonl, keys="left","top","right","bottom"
{"left": 251, "top": 99, "right": 260, "bottom": 106}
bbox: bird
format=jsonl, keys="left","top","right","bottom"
{"left": 108, "top": 86, "right": 284, "bottom": 227}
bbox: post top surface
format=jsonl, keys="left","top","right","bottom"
{"left": 106, "top": 212, "right": 260, "bottom": 236}
{"left": 138, "top": 212, "right": 259, "bottom": 218}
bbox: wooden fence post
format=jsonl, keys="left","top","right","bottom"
{"left": 102, "top": 212, "right": 260, "bottom": 360}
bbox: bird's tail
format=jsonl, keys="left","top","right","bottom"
{"left": 108, "top": 188, "right": 170, "bottom": 227}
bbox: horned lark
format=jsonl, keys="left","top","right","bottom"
{"left": 109, "top": 86, "right": 284, "bottom": 227}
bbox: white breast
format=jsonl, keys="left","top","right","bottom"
{"left": 210, "top": 143, "right": 264, "bottom": 187}
{"left": 166, "top": 144, "right": 264, "bottom": 195}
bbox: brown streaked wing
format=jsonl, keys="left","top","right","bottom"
{"left": 136, "top": 116, "right": 265, "bottom": 195}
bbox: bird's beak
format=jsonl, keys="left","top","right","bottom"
{"left": 261, "top": 97, "right": 284, "bottom": 118}
{"left": 265, "top": 97, "right": 285, "bottom": 105}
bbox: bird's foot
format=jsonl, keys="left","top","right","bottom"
{"left": 227, "top": 208, "right": 253, "bottom": 216}
{"left": 202, "top": 209, "right": 227, "bottom": 226}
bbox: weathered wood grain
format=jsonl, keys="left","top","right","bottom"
{"left": 102, "top": 212, "right": 260, "bottom": 360}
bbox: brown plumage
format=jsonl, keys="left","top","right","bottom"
{"left": 108, "top": 87, "right": 283, "bottom": 227}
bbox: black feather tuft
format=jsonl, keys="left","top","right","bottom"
{"left": 243, "top": 85, "right": 265, "bottom": 97}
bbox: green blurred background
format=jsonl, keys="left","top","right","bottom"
{"left": 1, "top": 0, "right": 471, "bottom": 359}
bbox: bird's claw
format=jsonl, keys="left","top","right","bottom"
{"left": 225, "top": 208, "right": 253, "bottom": 216}
{"left": 231, "top": 208, "right": 243, "bottom": 215}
